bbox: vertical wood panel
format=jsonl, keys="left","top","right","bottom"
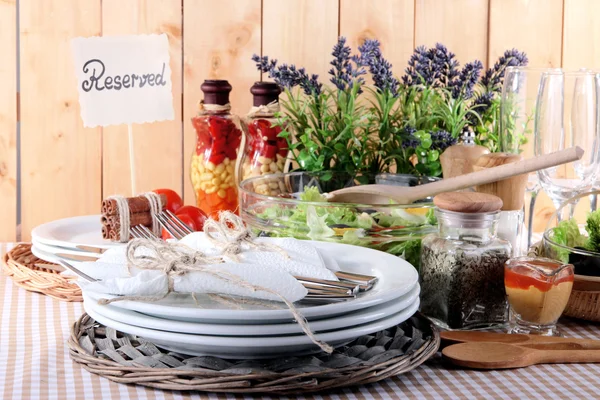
{"left": 339, "top": 0, "right": 414, "bottom": 78}
{"left": 489, "top": 0, "right": 564, "bottom": 232}
{"left": 262, "top": 0, "right": 339, "bottom": 83}
{"left": 182, "top": 0, "right": 261, "bottom": 206}
{"left": 0, "top": 0, "right": 17, "bottom": 241}
{"left": 415, "top": 0, "right": 488, "bottom": 66}
{"left": 562, "top": 0, "right": 600, "bottom": 69}
{"left": 101, "top": 0, "right": 183, "bottom": 199}
{"left": 488, "top": 0, "right": 563, "bottom": 68}
{"left": 20, "top": 0, "right": 102, "bottom": 241}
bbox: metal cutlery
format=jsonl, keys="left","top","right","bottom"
{"left": 58, "top": 260, "right": 98, "bottom": 282}
{"left": 59, "top": 260, "right": 356, "bottom": 301}
{"left": 75, "top": 245, "right": 107, "bottom": 254}
{"left": 157, "top": 209, "right": 193, "bottom": 239}
{"left": 55, "top": 253, "right": 100, "bottom": 262}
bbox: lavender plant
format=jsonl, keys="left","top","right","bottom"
{"left": 252, "top": 37, "right": 371, "bottom": 177}
{"left": 252, "top": 40, "right": 527, "bottom": 178}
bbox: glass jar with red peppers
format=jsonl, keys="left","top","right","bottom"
{"left": 240, "top": 82, "right": 288, "bottom": 196}
{"left": 190, "top": 80, "right": 243, "bottom": 218}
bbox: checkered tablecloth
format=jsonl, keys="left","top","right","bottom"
{"left": 2, "top": 243, "right": 600, "bottom": 399}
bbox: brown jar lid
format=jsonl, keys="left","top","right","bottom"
{"left": 433, "top": 192, "right": 503, "bottom": 213}
{"left": 201, "top": 80, "right": 232, "bottom": 105}
{"left": 250, "top": 81, "right": 281, "bottom": 107}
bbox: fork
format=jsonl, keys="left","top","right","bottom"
{"left": 157, "top": 210, "right": 193, "bottom": 240}
{"left": 129, "top": 224, "right": 158, "bottom": 240}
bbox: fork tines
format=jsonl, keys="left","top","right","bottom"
{"left": 130, "top": 224, "right": 158, "bottom": 240}
{"left": 157, "top": 210, "right": 193, "bottom": 240}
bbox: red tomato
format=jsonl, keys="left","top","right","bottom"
{"left": 153, "top": 188, "right": 183, "bottom": 213}
{"left": 162, "top": 213, "right": 197, "bottom": 240}
{"left": 176, "top": 206, "right": 208, "bottom": 231}
{"left": 260, "top": 143, "right": 278, "bottom": 159}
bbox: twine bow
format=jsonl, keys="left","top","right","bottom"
{"left": 246, "top": 100, "right": 281, "bottom": 118}
{"left": 203, "top": 211, "right": 290, "bottom": 261}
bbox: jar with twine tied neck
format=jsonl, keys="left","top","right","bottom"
{"left": 190, "top": 80, "right": 243, "bottom": 218}
{"left": 239, "top": 81, "right": 289, "bottom": 197}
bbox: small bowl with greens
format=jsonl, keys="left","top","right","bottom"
{"left": 542, "top": 190, "right": 600, "bottom": 277}
{"left": 239, "top": 171, "right": 437, "bottom": 270}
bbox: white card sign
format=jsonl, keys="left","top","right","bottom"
{"left": 71, "top": 34, "right": 174, "bottom": 128}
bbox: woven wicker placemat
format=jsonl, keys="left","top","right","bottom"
{"left": 2, "top": 243, "right": 82, "bottom": 302}
{"left": 68, "top": 312, "right": 439, "bottom": 394}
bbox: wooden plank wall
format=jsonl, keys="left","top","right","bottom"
{"left": 1, "top": 0, "right": 599, "bottom": 241}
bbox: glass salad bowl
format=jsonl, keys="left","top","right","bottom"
{"left": 239, "top": 171, "right": 437, "bottom": 270}
{"left": 542, "top": 190, "right": 600, "bottom": 277}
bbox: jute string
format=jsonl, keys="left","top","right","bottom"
{"left": 198, "top": 101, "right": 231, "bottom": 113}
{"left": 97, "top": 213, "right": 332, "bottom": 353}
{"left": 246, "top": 100, "right": 280, "bottom": 118}
{"left": 107, "top": 196, "right": 130, "bottom": 243}
{"left": 142, "top": 192, "right": 162, "bottom": 237}
{"left": 108, "top": 192, "right": 163, "bottom": 242}
{"left": 203, "top": 211, "right": 290, "bottom": 261}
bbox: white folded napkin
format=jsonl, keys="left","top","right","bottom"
{"left": 75, "top": 235, "right": 341, "bottom": 303}
{"left": 77, "top": 260, "right": 308, "bottom": 302}
{"left": 178, "top": 233, "right": 339, "bottom": 280}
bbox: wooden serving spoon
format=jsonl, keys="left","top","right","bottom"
{"left": 326, "top": 146, "right": 583, "bottom": 204}
{"left": 440, "top": 331, "right": 600, "bottom": 350}
{"left": 442, "top": 342, "right": 600, "bottom": 369}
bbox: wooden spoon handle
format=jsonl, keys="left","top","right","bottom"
{"left": 401, "top": 146, "right": 583, "bottom": 204}
{"left": 535, "top": 349, "right": 600, "bottom": 364}
{"left": 440, "top": 331, "right": 600, "bottom": 349}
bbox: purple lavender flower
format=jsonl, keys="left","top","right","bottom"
{"left": 430, "top": 130, "right": 457, "bottom": 151}
{"left": 402, "top": 44, "right": 459, "bottom": 88}
{"left": 358, "top": 39, "right": 399, "bottom": 96}
{"left": 251, "top": 54, "right": 322, "bottom": 96}
{"left": 467, "top": 92, "right": 494, "bottom": 125}
{"left": 329, "top": 37, "right": 366, "bottom": 91}
{"left": 450, "top": 61, "right": 483, "bottom": 99}
{"left": 401, "top": 126, "right": 419, "bottom": 149}
{"left": 481, "top": 49, "right": 528, "bottom": 92}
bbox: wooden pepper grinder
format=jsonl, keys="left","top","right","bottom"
{"left": 473, "top": 152, "right": 528, "bottom": 255}
{"left": 473, "top": 153, "right": 528, "bottom": 211}
{"left": 439, "top": 129, "right": 490, "bottom": 179}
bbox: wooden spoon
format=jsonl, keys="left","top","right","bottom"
{"left": 442, "top": 342, "right": 600, "bottom": 369}
{"left": 326, "top": 146, "right": 583, "bottom": 204}
{"left": 440, "top": 331, "right": 600, "bottom": 350}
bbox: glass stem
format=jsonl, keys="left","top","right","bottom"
{"left": 527, "top": 190, "right": 538, "bottom": 250}
{"left": 591, "top": 194, "right": 598, "bottom": 212}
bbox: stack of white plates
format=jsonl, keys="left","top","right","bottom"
{"left": 32, "top": 215, "right": 421, "bottom": 359}
{"left": 31, "top": 215, "right": 121, "bottom": 264}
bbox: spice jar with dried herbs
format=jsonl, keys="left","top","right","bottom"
{"left": 420, "top": 192, "right": 511, "bottom": 330}
{"left": 190, "top": 80, "right": 243, "bottom": 218}
{"left": 239, "top": 82, "right": 288, "bottom": 195}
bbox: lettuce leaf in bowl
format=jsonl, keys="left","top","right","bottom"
{"left": 553, "top": 219, "right": 587, "bottom": 249}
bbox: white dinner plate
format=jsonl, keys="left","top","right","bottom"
{"left": 31, "top": 244, "right": 64, "bottom": 264}
{"left": 83, "top": 284, "right": 420, "bottom": 336}
{"left": 82, "top": 241, "right": 419, "bottom": 323}
{"left": 31, "top": 215, "right": 121, "bottom": 250}
{"left": 84, "top": 297, "right": 420, "bottom": 359}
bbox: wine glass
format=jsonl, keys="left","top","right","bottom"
{"left": 535, "top": 70, "right": 600, "bottom": 220}
{"left": 500, "top": 67, "right": 559, "bottom": 249}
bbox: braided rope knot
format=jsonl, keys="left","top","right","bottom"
{"left": 203, "top": 212, "right": 290, "bottom": 261}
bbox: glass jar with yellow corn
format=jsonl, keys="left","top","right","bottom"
{"left": 190, "top": 80, "right": 243, "bottom": 218}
